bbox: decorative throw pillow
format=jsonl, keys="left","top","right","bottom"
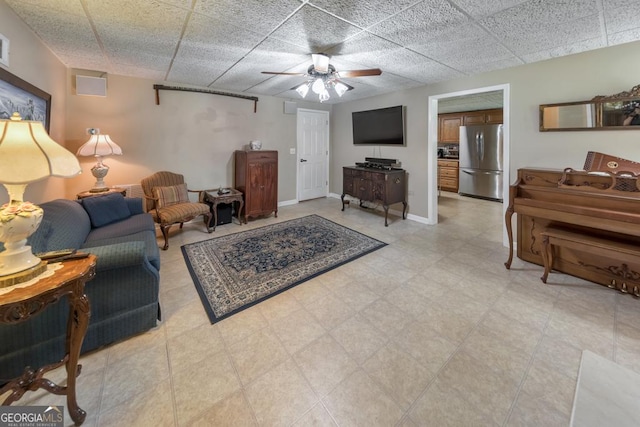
{"left": 81, "top": 192, "right": 131, "bottom": 228}
{"left": 153, "top": 184, "right": 189, "bottom": 208}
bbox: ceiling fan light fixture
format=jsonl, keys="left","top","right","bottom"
{"left": 311, "top": 78, "right": 325, "bottom": 95}
{"left": 295, "top": 82, "right": 310, "bottom": 98}
{"left": 311, "top": 53, "right": 330, "bottom": 73}
{"left": 319, "top": 89, "right": 330, "bottom": 103}
{"left": 334, "top": 81, "right": 348, "bottom": 97}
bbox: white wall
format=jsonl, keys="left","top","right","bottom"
{"left": 0, "top": 1, "right": 70, "bottom": 204}
{"left": 65, "top": 73, "right": 330, "bottom": 202}
{"left": 331, "top": 41, "right": 640, "bottom": 220}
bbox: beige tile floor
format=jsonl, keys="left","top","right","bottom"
{"left": 8, "top": 193, "right": 640, "bottom": 426}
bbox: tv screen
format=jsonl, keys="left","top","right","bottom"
{"left": 352, "top": 105, "right": 405, "bottom": 146}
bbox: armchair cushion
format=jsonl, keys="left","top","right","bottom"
{"left": 153, "top": 202, "right": 210, "bottom": 224}
{"left": 81, "top": 193, "right": 131, "bottom": 227}
{"left": 153, "top": 184, "right": 189, "bottom": 208}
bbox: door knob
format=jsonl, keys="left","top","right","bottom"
{"left": 300, "top": 159, "right": 307, "bottom": 162}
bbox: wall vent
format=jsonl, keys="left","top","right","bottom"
{"left": 76, "top": 75, "right": 107, "bottom": 97}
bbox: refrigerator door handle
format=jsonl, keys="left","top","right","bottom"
{"left": 479, "top": 132, "right": 484, "bottom": 163}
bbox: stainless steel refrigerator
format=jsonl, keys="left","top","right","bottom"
{"left": 459, "top": 124, "right": 503, "bottom": 201}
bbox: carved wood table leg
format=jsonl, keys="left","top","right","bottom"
{"left": 504, "top": 204, "right": 515, "bottom": 269}
{"left": 65, "top": 282, "right": 90, "bottom": 425}
{"left": 402, "top": 201, "right": 407, "bottom": 219}
{"left": 383, "top": 205, "right": 389, "bottom": 227}
{"left": 341, "top": 194, "right": 346, "bottom": 211}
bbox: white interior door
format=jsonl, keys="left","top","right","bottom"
{"left": 297, "top": 109, "right": 329, "bottom": 201}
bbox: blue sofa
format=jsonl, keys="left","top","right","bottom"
{"left": 0, "top": 193, "right": 160, "bottom": 382}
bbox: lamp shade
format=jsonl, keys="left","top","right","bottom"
{"left": 77, "top": 134, "right": 123, "bottom": 157}
{"left": 0, "top": 113, "right": 81, "bottom": 184}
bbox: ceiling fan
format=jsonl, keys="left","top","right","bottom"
{"left": 261, "top": 53, "right": 382, "bottom": 102}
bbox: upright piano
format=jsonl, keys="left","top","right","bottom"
{"left": 505, "top": 152, "right": 640, "bottom": 294}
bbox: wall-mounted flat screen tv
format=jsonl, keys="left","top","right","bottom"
{"left": 352, "top": 105, "right": 405, "bottom": 146}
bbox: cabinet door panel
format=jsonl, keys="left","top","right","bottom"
{"left": 463, "top": 112, "right": 485, "bottom": 125}
{"left": 439, "top": 116, "right": 462, "bottom": 143}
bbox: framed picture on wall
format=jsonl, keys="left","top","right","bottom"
{"left": 0, "top": 33, "right": 8, "bottom": 66}
{"left": 0, "top": 66, "right": 51, "bottom": 131}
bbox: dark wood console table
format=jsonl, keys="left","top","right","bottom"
{"left": 0, "top": 255, "right": 97, "bottom": 425}
{"left": 341, "top": 166, "right": 407, "bottom": 226}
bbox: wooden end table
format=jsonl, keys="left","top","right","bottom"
{"left": 0, "top": 255, "right": 97, "bottom": 425}
{"left": 77, "top": 187, "right": 127, "bottom": 199}
{"left": 202, "top": 189, "right": 245, "bottom": 231}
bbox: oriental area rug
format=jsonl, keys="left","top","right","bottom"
{"left": 181, "top": 215, "right": 387, "bottom": 324}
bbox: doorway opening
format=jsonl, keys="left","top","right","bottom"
{"left": 427, "top": 84, "right": 511, "bottom": 246}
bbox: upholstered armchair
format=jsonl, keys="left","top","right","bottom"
{"left": 141, "top": 171, "right": 212, "bottom": 250}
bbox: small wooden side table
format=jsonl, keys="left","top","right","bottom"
{"left": 0, "top": 255, "right": 97, "bottom": 425}
{"left": 202, "top": 189, "right": 245, "bottom": 231}
{"left": 77, "top": 187, "right": 127, "bottom": 199}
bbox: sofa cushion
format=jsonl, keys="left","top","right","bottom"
{"left": 153, "top": 184, "right": 189, "bottom": 208}
{"left": 81, "top": 193, "right": 131, "bottom": 228}
{"left": 82, "top": 231, "right": 160, "bottom": 271}
{"left": 84, "top": 213, "right": 156, "bottom": 242}
{"left": 27, "top": 199, "right": 91, "bottom": 252}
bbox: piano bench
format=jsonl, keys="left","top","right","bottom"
{"left": 540, "top": 227, "right": 640, "bottom": 297}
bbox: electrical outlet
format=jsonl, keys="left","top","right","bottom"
{"left": 289, "top": 148, "right": 296, "bottom": 155}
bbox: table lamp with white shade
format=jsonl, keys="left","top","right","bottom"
{"left": 76, "top": 129, "right": 123, "bottom": 192}
{"left": 0, "top": 113, "right": 81, "bottom": 285}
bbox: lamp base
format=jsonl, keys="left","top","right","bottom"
{"left": 0, "top": 260, "right": 47, "bottom": 288}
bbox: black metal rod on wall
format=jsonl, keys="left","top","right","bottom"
{"left": 153, "top": 84, "right": 259, "bottom": 112}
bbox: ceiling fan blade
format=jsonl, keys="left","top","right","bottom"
{"left": 335, "top": 80, "right": 354, "bottom": 91}
{"left": 337, "top": 68, "right": 382, "bottom": 77}
{"left": 261, "top": 71, "right": 306, "bottom": 76}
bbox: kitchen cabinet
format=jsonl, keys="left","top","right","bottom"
{"left": 463, "top": 109, "right": 503, "bottom": 125}
{"left": 234, "top": 150, "right": 278, "bottom": 223}
{"left": 341, "top": 166, "right": 407, "bottom": 226}
{"left": 438, "top": 159, "right": 459, "bottom": 192}
{"left": 438, "top": 109, "right": 503, "bottom": 143}
{"left": 438, "top": 113, "right": 463, "bottom": 143}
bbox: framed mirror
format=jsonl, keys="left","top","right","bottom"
{"left": 540, "top": 85, "right": 640, "bottom": 131}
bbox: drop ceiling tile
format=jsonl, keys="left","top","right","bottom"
{"left": 64, "top": 55, "right": 112, "bottom": 74}
{"left": 608, "top": 27, "right": 640, "bottom": 45}
{"left": 167, "top": 60, "right": 232, "bottom": 87}
{"left": 176, "top": 12, "right": 263, "bottom": 60}
{"left": 87, "top": 0, "right": 188, "bottom": 57}
{"left": 394, "top": 61, "right": 464, "bottom": 84}
{"left": 269, "top": 4, "right": 364, "bottom": 52}
{"left": 462, "top": 56, "right": 524, "bottom": 75}
{"left": 449, "top": 0, "right": 529, "bottom": 18}
{"left": 249, "top": 75, "right": 306, "bottom": 96}
{"left": 604, "top": 4, "right": 640, "bottom": 34}
{"left": 308, "top": 0, "right": 416, "bottom": 28}
{"left": 5, "top": 3, "right": 101, "bottom": 59}
{"left": 109, "top": 65, "right": 166, "bottom": 82}
{"left": 327, "top": 32, "right": 402, "bottom": 68}
{"left": 368, "top": 0, "right": 469, "bottom": 46}
{"left": 5, "top": 0, "right": 86, "bottom": 17}
{"left": 493, "top": 14, "right": 603, "bottom": 56}
{"left": 519, "top": 37, "right": 605, "bottom": 63}
{"left": 110, "top": 50, "right": 172, "bottom": 71}
{"left": 479, "top": 0, "right": 599, "bottom": 40}
{"left": 195, "top": 0, "right": 302, "bottom": 34}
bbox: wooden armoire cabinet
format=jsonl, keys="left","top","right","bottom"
{"left": 234, "top": 150, "right": 278, "bottom": 223}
